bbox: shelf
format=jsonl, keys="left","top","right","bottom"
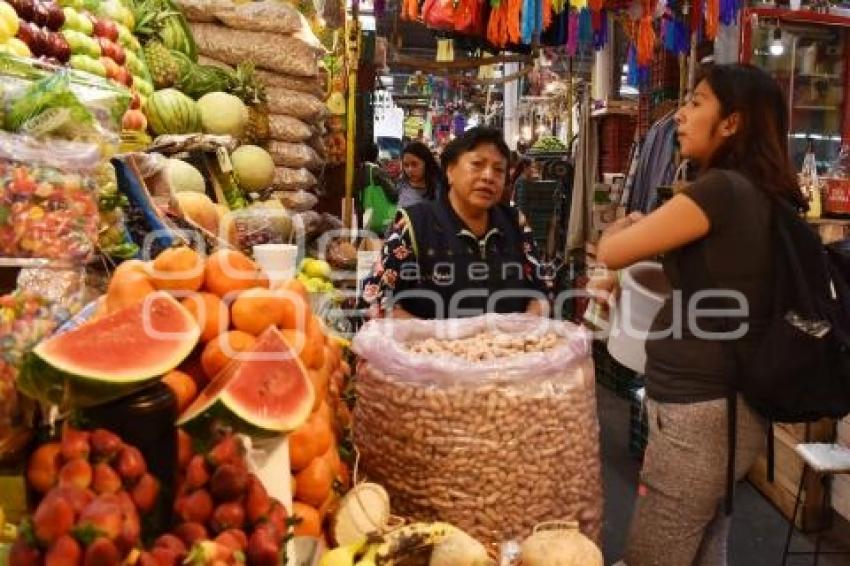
{"left": 794, "top": 105, "right": 841, "bottom": 110}
{"left": 747, "top": 6, "right": 850, "bottom": 27}
{"left": 808, "top": 217, "right": 850, "bottom": 226}
{"left": 798, "top": 73, "right": 843, "bottom": 80}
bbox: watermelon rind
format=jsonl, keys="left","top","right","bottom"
{"left": 18, "top": 293, "right": 200, "bottom": 408}
{"left": 177, "top": 327, "right": 315, "bottom": 438}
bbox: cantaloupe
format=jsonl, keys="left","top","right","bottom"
{"left": 175, "top": 192, "right": 218, "bottom": 234}
{"left": 167, "top": 159, "right": 206, "bottom": 194}
{"left": 197, "top": 92, "right": 247, "bottom": 138}
{"left": 231, "top": 145, "right": 275, "bottom": 192}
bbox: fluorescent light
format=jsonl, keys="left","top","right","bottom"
{"left": 770, "top": 28, "right": 785, "bottom": 57}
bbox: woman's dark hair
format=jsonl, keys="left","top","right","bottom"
{"left": 402, "top": 141, "right": 444, "bottom": 200}
{"left": 700, "top": 64, "right": 806, "bottom": 208}
{"left": 441, "top": 127, "right": 511, "bottom": 174}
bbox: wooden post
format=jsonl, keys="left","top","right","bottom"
{"left": 343, "top": 6, "right": 360, "bottom": 229}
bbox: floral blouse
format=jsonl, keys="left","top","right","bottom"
{"left": 361, "top": 210, "right": 547, "bottom": 318}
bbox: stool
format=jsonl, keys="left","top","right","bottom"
{"left": 781, "top": 443, "right": 850, "bottom": 565}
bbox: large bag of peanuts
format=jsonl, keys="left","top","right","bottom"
{"left": 351, "top": 314, "right": 602, "bottom": 546}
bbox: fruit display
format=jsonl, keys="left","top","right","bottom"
{"left": 530, "top": 134, "right": 567, "bottom": 152}
{"left": 297, "top": 258, "right": 335, "bottom": 295}
{"left": 17, "top": 292, "right": 200, "bottom": 408}
{"left": 230, "top": 145, "right": 275, "bottom": 193}
{"left": 148, "top": 432, "right": 290, "bottom": 566}
{"left": 12, "top": 425, "right": 160, "bottom": 565}
{"left": 143, "top": 87, "right": 200, "bottom": 135}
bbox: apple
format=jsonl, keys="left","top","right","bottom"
{"left": 114, "top": 65, "right": 131, "bottom": 86}
{"left": 47, "top": 30, "right": 68, "bottom": 61}
{"left": 76, "top": 10, "right": 90, "bottom": 35}
{"left": 32, "top": 2, "right": 49, "bottom": 27}
{"left": 91, "top": 16, "right": 116, "bottom": 41}
{"left": 61, "top": 7, "right": 75, "bottom": 28}
{"left": 101, "top": 55, "right": 119, "bottom": 78}
{"left": 0, "top": 2, "right": 19, "bottom": 40}
{"left": 129, "top": 90, "right": 140, "bottom": 109}
{"left": 111, "top": 41, "right": 123, "bottom": 64}
{"left": 83, "top": 33, "right": 98, "bottom": 57}
{"left": 9, "top": 0, "right": 35, "bottom": 22}
{"left": 124, "top": 49, "right": 142, "bottom": 75}
{"left": 87, "top": 56, "right": 104, "bottom": 76}
{"left": 121, "top": 109, "right": 146, "bottom": 131}
{"left": 96, "top": 35, "right": 110, "bottom": 57}
{"left": 133, "top": 76, "right": 152, "bottom": 97}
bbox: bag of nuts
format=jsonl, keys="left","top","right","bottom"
{"left": 351, "top": 314, "right": 602, "bottom": 547}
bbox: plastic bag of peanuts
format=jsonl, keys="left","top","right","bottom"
{"left": 351, "top": 314, "right": 602, "bottom": 547}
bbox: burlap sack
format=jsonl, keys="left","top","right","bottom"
{"left": 272, "top": 167, "right": 318, "bottom": 191}
{"left": 275, "top": 189, "right": 318, "bottom": 212}
{"left": 269, "top": 115, "right": 312, "bottom": 143}
{"left": 190, "top": 23, "right": 319, "bottom": 77}
{"left": 266, "top": 87, "right": 328, "bottom": 122}
{"left": 256, "top": 69, "right": 324, "bottom": 98}
{"left": 267, "top": 142, "right": 323, "bottom": 171}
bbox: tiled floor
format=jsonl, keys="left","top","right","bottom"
{"left": 597, "top": 386, "right": 850, "bottom": 565}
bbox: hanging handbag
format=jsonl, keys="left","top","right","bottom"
{"left": 361, "top": 166, "right": 397, "bottom": 234}
{"left": 422, "top": 0, "right": 456, "bottom": 30}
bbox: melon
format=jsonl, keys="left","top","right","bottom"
{"left": 231, "top": 145, "right": 275, "bottom": 192}
{"left": 18, "top": 293, "right": 200, "bottom": 408}
{"left": 196, "top": 92, "right": 247, "bottom": 138}
{"left": 175, "top": 191, "right": 219, "bottom": 234}
{"left": 167, "top": 159, "right": 206, "bottom": 194}
{"left": 178, "top": 326, "right": 314, "bottom": 437}
{"left": 144, "top": 88, "right": 201, "bottom": 136}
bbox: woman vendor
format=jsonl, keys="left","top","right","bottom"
{"left": 362, "top": 127, "right": 547, "bottom": 320}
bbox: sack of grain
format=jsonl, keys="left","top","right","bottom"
{"left": 272, "top": 166, "right": 318, "bottom": 191}
{"left": 269, "top": 115, "right": 312, "bottom": 143}
{"left": 174, "top": 0, "right": 223, "bottom": 22}
{"left": 214, "top": 1, "right": 301, "bottom": 34}
{"left": 256, "top": 69, "right": 324, "bottom": 98}
{"left": 274, "top": 189, "right": 318, "bottom": 212}
{"left": 352, "top": 315, "right": 602, "bottom": 547}
{"left": 267, "top": 142, "right": 322, "bottom": 171}
{"left": 190, "top": 23, "right": 319, "bottom": 77}
{"left": 196, "top": 55, "right": 233, "bottom": 70}
{"left": 266, "top": 87, "right": 328, "bottom": 122}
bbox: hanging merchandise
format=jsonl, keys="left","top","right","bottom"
{"left": 402, "top": 0, "right": 419, "bottom": 20}
{"left": 521, "top": 0, "right": 541, "bottom": 45}
{"left": 579, "top": 8, "right": 593, "bottom": 48}
{"left": 543, "top": 5, "right": 569, "bottom": 45}
{"left": 593, "top": 8, "right": 608, "bottom": 50}
{"left": 662, "top": 14, "right": 690, "bottom": 55}
{"left": 720, "top": 0, "right": 740, "bottom": 25}
{"left": 453, "top": 112, "right": 467, "bottom": 135}
{"left": 455, "top": 0, "right": 488, "bottom": 35}
{"left": 423, "top": 0, "right": 456, "bottom": 30}
{"left": 705, "top": 0, "right": 719, "bottom": 40}
{"left": 567, "top": 9, "right": 579, "bottom": 55}
{"left": 509, "top": 0, "right": 523, "bottom": 45}
{"left": 636, "top": 0, "right": 656, "bottom": 67}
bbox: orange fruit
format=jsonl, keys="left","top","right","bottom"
{"left": 324, "top": 339, "right": 342, "bottom": 371}
{"left": 337, "top": 462, "right": 351, "bottom": 491}
{"left": 304, "top": 316, "right": 326, "bottom": 369}
{"left": 288, "top": 412, "right": 332, "bottom": 472}
{"left": 106, "top": 270, "right": 156, "bottom": 313}
{"left": 320, "top": 442, "right": 341, "bottom": 478}
{"left": 275, "top": 278, "right": 309, "bottom": 304}
{"left": 162, "top": 370, "right": 198, "bottom": 413}
{"left": 290, "top": 475, "right": 297, "bottom": 496}
{"left": 318, "top": 490, "right": 339, "bottom": 520}
{"left": 149, "top": 246, "right": 205, "bottom": 292}
{"left": 308, "top": 369, "right": 328, "bottom": 412}
{"left": 231, "top": 288, "right": 289, "bottom": 336}
{"left": 292, "top": 502, "right": 322, "bottom": 538}
{"left": 314, "top": 400, "right": 333, "bottom": 429}
{"left": 295, "top": 455, "right": 334, "bottom": 507}
{"left": 200, "top": 330, "right": 257, "bottom": 380}
{"left": 204, "top": 249, "right": 267, "bottom": 298}
{"left": 113, "top": 259, "right": 148, "bottom": 278}
{"left": 181, "top": 292, "right": 228, "bottom": 343}
{"left": 277, "top": 293, "right": 310, "bottom": 332}
{"left": 280, "top": 325, "right": 324, "bottom": 371}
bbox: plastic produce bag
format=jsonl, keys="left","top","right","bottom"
{"left": 352, "top": 315, "right": 602, "bottom": 546}
{"left": 212, "top": 0, "right": 302, "bottom": 33}
{"left": 0, "top": 132, "right": 101, "bottom": 261}
{"left": 267, "top": 141, "right": 323, "bottom": 171}
{"left": 269, "top": 114, "right": 313, "bottom": 143}
{"left": 272, "top": 166, "right": 318, "bottom": 191}
{"left": 229, "top": 201, "right": 294, "bottom": 255}
{"left": 190, "top": 23, "right": 320, "bottom": 77}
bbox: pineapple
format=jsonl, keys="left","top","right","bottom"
{"left": 231, "top": 62, "right": 270, "bottom": 144}
{"left": 144, "top": 41, "right": 179, "bottom": 89}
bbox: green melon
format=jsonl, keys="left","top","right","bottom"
{"left": 18, "top": 292, "right": 200, "bottom": 408}
{"left": 144, "top": 88, "right": 201, "bottom": 136}
{"left": 177, "top": 326, "right": 314, "bottom": 438}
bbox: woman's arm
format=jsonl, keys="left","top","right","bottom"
{"left": 596, "top": 194, "right": 710, "bottom": 270}
{"left": 360, "top": 214, "right": 420, "bottom": 319}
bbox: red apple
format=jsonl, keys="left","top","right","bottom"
{"left": 129, "top": 90, "right": 141, "bottom": 110}
{"left": 111, "top": 42, "right": 125, "bottom": 65}
{"left": 15, "top": 20, "right": 35, "bottom": 48}
{"left": 101, "top": 56, "right": 119, "bottom": 79}
{"left": 92, "top": 17, "right": 117, "bottom": 42}
{"left": 32, "top": 2, "right": 49, "bottom": 27}
{"left": 48, "top": 31, "right": 69, "bottom": 62}
{"left": 114, "top": 66, "right": 131, "bottom": 86}
{"left": 8, "top": 0, "right": 35, "bottom": 21}
{"left": 44, "top": 1, "right": 63, "bottom": 30}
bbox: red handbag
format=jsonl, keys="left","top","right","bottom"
{"left": 455, "top": 0, "right": 485, "bottom": 35}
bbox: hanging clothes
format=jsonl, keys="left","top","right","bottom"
{"left": 626, "top": 111, "right": 678, "bottom": 213}
{"left": 566, "top": 90, "right": 599, "bottom": 252}
{"left": 543, "top": 6, "right": 569, "bottom": 45}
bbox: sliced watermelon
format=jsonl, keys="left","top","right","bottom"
{"left": 18, "top": 292, "right": 200, "bottom": 408}
{"left": 177, "top": 326, "right": 315, "bottom": 438}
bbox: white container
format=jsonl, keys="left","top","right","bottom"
{"left": 607, "top": 262, "right": 671, "bottom": 373}
{"left": 832, "top": 473, "right": 850, "bottom": 521}
{"left": 253, "top": 243, "right": 298, "bottom": 285}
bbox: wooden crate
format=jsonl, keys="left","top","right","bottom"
{"left": 748, "top": 420, "right": 834, "bottom": 531}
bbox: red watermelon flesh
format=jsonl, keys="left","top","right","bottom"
{"left": 178, "top": 326, "right": 315, "bottom": 436}
{"left": 35, "top": 292, "right": 200, "bottom": 380}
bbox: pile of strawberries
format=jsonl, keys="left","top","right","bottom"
{"left": 11, "top": 425, "right": 159, "bottom": 565}
{"left": 136, "top": 431, "right": 289, "bottom": 566}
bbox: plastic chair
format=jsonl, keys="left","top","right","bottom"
{"left": 781, "top": 442, "right": 850, "bottom": 565}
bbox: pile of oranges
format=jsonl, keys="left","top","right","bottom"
{"left": 102, "top": 246, "right": 355, "bottom": 541}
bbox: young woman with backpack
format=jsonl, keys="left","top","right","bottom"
{"left": 591, "top": 64, "right": 808, "bottom": 565}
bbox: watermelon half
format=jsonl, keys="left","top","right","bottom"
{"left": 177, "top": 326, "right": 315, "bottom": 438}
{"left": 18, "top": 292, "right": 200, "bottom": 408}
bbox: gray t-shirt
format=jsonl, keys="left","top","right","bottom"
{"left": 645, "top": 169, "right": 773, "bottom": 403}
{"left": 397, "top": 179, "right": 429, "bottom": 209}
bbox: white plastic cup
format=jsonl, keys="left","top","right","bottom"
{"left": 253, "top": 243, "right": 298, "bottom": 285}
{"left": 790, "top": 0, "right": 801, "bottom": 10}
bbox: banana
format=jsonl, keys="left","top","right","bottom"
{"left": 320, "top": 539, "right": 368, "bottom": 566}
{"left": 354, "top": 545, "right": 378, "bottom": 566}
{"left": 370, "top": 522, "right": 460, "bottom": 565}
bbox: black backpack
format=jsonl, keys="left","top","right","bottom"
{"left": 736, "top": 199, "right": 850, "bottom": 423}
